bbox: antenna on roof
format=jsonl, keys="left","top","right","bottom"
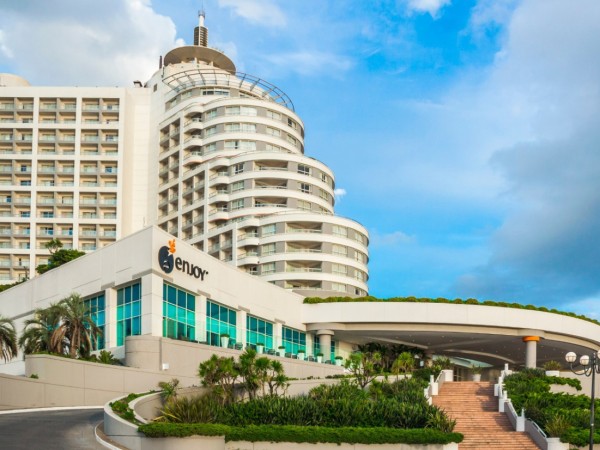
{"left": 194, "top": 7, "right": 208, "bottom": 47}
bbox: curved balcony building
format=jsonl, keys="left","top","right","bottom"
{"left": 147, "top": 14, "right": 369, "bottom": 297}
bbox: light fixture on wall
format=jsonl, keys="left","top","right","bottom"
{"left": 161, "top": 363, "right": 170, "bottom": 371}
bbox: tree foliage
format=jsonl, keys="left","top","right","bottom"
{"left": 198, "top": 349, "right": 289, "bottom": 405}
{"left": 344, "top": 351, "right": 382, "bottom": 389}
{"left": 18, "top": 293, "right": 101, "bottom": 358}
{"left": 0, "top": 315, "right": 18, "bottom": 362}
{"left": 36, "top": 239, "right": 85, "bottom": 274}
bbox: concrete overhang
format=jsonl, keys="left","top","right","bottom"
{"left": 302, "top": 302, "right": 600, "bottom": 366}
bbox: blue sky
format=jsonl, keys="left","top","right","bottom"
{"left": 1, "top": 0, "right": 600, "bottom": 316}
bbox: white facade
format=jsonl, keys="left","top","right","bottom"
{"left": 0, "top": 15, "right": 369, "bottom": 297}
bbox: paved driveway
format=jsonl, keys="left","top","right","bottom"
{"left": 0, "top": 408, "right": 105, "bottom": 449}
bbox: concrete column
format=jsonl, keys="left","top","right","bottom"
{"left": 142, "top": 274, "right": 163, "bottom": 337}
{"left": 238, "top": 309, "right": 247, "bottom": 347}
{"left": 305, "top": 333, "right": 314, "bottom": 357}
{"left": 195, "top": 295, "right": 207, "bottom": 342}
{"left": 104, "top": 287, "right": 118, "bottom": 349}
{"left": 523, "top": 336, "right": 540, "bottom": 368}
{"left": 317, "top": 329, "right": 334, "bottom": 362}
{"left": 275, "top": 321, "right": 284, "bottom": 350}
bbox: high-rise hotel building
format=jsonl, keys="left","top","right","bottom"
{"left": 0, "top": 14, "right": 369, "bottom": 297}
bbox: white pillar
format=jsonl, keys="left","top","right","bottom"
{"left": 195, "top": 295, "right": 207, "bottom": 343}
{"left": 237, "top": 309, "right": 247, "bottom": 347}
{"left": 523, "top": 336, "right": 539, "bottom": 368}
{"left": 317, "top": 329, "right": 334, "bottom": 362}
{"left": 104, "top": 287, "right": 118, "bottom": 349}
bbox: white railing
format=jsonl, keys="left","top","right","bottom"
{"left": 495, "top": 365, "right": 566, "bottom": 450}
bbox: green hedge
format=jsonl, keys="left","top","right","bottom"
{"left": 504, "top": 370, "right": 597, "bottom": 445}
{"left": 303, "top": 296, "right": 600, "bottom": 326}
{"left": 138, "top": 423, "right": 463, "bottom": 444}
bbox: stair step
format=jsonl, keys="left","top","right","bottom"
{"left": 432, "top": 381, "right": 540, "bottom": 449}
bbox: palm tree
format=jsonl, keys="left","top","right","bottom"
{"left": 56, "top": 294, "right": 101, "bottom": 358}
{"left": 0, "top": 315, "right": 18, "bottom": 362}
{"left": 19, "top": 304, "right": 66, "bottom": 354}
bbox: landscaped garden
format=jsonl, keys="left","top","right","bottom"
{"left": 503, "top": 368, "right": 600, "bottom": 447}
{"left": 136, "top": 348, "right": 463, "bottom": 445}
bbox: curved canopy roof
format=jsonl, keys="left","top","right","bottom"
{"left": 164, "top": 46, "right": 236, "bottom": 74}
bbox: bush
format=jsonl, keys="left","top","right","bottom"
{"left": 504, "top": 370, "right": 596, "bottom": 445}
{"left": 156, "top": 394, "right": 223, "bottom": 423}
{"left": 139, "top": 423, "right": 463, "bottom": 444}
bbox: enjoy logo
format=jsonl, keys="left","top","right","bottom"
{"left": 158, "top": 239, "right": 208, "bottom": 280}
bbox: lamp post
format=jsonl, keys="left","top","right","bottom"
{"left": 566, "top": 350, "right": 600, "bottom": 450}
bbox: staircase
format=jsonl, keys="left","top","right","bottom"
{"left": 432, "top": 381, "right": 539, "bottom": 450}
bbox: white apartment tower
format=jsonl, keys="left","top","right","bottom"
{"left": 0, "top": 13, "right": 369, "bottom": 297}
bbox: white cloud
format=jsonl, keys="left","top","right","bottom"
{"left": 334, "top": 188, "right": 347, "bottom": 200}
{"left": 261, "top": 50, "right": 353, "bottom": 76}
{"left": 218, "top": 0, "right": 287, "bottom": 28}
{"left": 370, "top": 230, "right": 416, "bottom": 247}
{"left": 561, "top": 296, "right": 600, "bottom": 320}
{"left": 467, "top": 0, "right": 519, "bottom": 37}
{"left": 404, "top": 0, "right": 452, "bottom": 18}
{"left": 0, "top": 30, "right": 13, "bottom": 59}
{"left": 452, "top": 0, "right": 600, "bottom": 309}
{"left": 0, "top": 0, "right": 180, "bottom": 86}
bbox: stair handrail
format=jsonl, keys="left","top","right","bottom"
{"left": 498, "top": 366, "right": 566, "bottom": 450}
{"left": 424, "top": 374, "right": 439, "bottom": 404}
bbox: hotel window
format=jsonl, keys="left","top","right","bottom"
{"left": 355, "top": 251, "right": 367, "bottom": 263}
{"left": 163, "top": 282, "right": 195, "bottom": 342}
{"left": 203, "top": 142, "right": 217, "bottom": 153}
{"left": 262, "top": 262, "right": 275, "bottom": 275}
{"left": 226, "top": 106, "right": 257, "bottom": 116}
{"left": 320, "top": 173, "right": 328, "bottom": 183}
{"left": 204, "top": 126, "right": 217, "bottom": 137}
{"left": 319, "top": 189, "right": 328, "bottom": 201}
{"left": 355, "top": 270, "right": 367, "bottom": 281}
{"left": 286, "top": 134, "right": 297, "bottom": 146}
{"left": 262, "top": 224, "right": 276, "bottom": 237}
{"left": 313, "top": 336, "right": 337, "bottom": 362}
{"left": 332, "top": 225, "right": 348, "bottom": 237}
{"left": 262, "top": 243, "right": 276, "bottom": 256}
{"left": 331, "top": 282, "right": 347, "bottom": 293}
{"left": 116, "top": 282, "right": 141, "bottom": 346}
{"left": 225, "top": 123, "right": 256, "bottom": 133}
{"left": 84, "top": 294, "right": 105, "bottom": 350}
{"left": 287, "top": 117, "right": 297, "bottom": 129}
{"left": 332, "top": 263, "right": 348, "bottom": 276}
{"left": 265, "top": 143, "right": 281, "bottom": 152}
{"left": 266, "top": 127, "right": 281, "bottom": 137}
{"left": 206, "top": 300, "right": 237, "bottom": 346}
{"left": 41, "top": 226, "right": 54, "bottom": 236}
{"left": 332, "top": 244, "right": 347, "bottom": 257}
{"left": 246, "top": 315, "right": 273, "bottom": 351}
{"left": 282, "top": 326, "right": 306, "bottom": 354}
{"left": 231, "top": 199, "right": 244, "bottom": 211}
{"left": 231, "top": 181, "right": 244, "bottom": 192}
{"left": 233, "top": 163, "right": 244, "bottom": 175}
{"left": 224, "top": 140, "right": 256, "bottom": 150}
{"left": 300, "top": 182, "right": 310, "bottom": 194}
{"left": 202, "top": 89, "right": 229, "bottom": 96}
{"left": 205, "top": 109, "right": 217, "bottom": 119}
{"left": 266, "top": 110, "right": 281, "bottom": 120}
{"left": 354, "top": 232, "right": 367, "bottom": 245}
{"left": 297, "top": 164, "right": 310, "bottom": 176}
{"left": 297, "top": 200, "right": 311, "bottom": 211}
